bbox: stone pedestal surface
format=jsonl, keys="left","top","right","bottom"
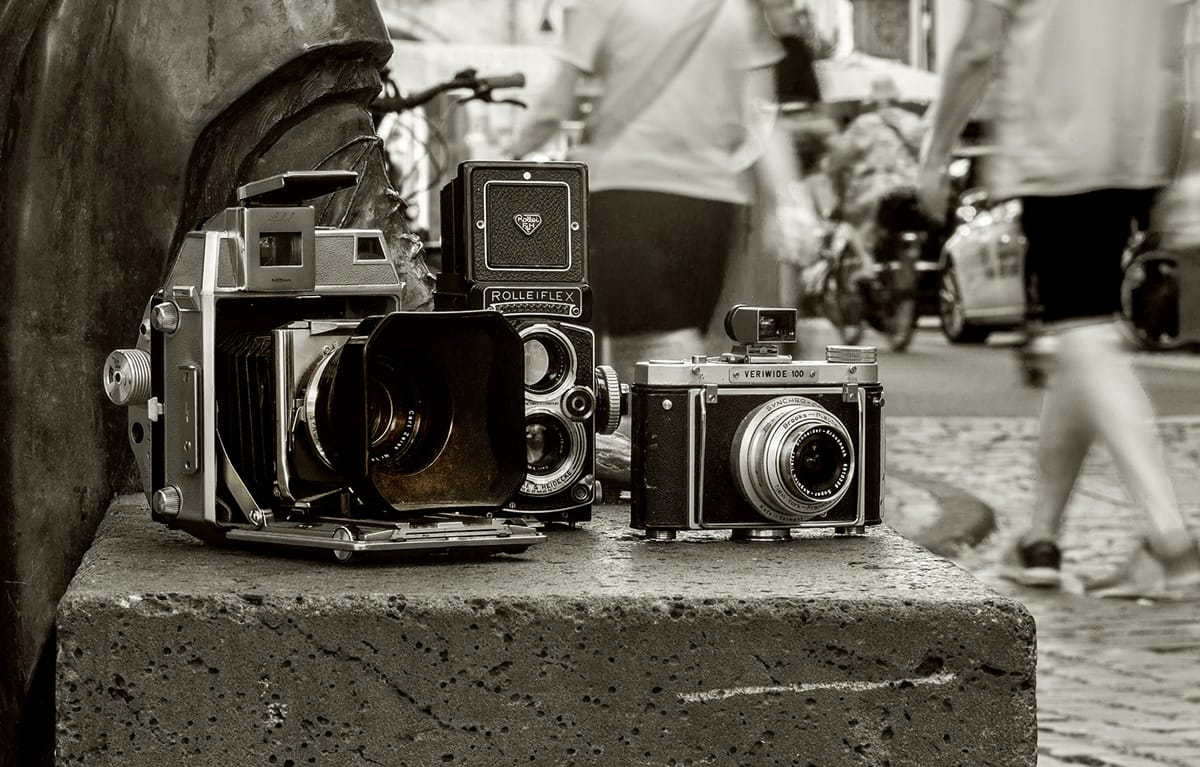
{"left": 57, "top": 495, "right": 1036, "bottom": 766}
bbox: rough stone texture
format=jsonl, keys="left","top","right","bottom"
{"left": 58, "top": 495, "right": 1036, "bottom": 766}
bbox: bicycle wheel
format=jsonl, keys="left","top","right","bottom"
{"left": 822, "top": 250, "right": 865, "bottom": 345}
{"left": 938, "top": 260, "right": 990, "bottom": 344}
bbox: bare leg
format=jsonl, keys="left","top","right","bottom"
{"left": 1055, "top": 321, "right": 1193, "bottom": 558}
{"left": 1025, "top": 362, "right": 1094, "bottom": 545}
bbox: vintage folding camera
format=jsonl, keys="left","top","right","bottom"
{"left": 630, "top": 306, "right": 884, "bottom": 541}
{"left": 436, "top": 161, "right": 621, "bottom": 525}
{"left": 102, "top": 170, "right": 543, "bottom": 560}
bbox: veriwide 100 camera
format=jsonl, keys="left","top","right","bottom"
{"left": 103, "top": 170, "right": 543, "bottom": 560}
{"left": 630, "top": 306, "right": 884, "bottom": 541}
{"left": 437, "top": 161, "right": 621, "bottom": 525}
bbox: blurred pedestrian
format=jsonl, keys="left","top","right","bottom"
{"left": 918, "top": 0, "right": 1200, "bottom": 598}
{"left": 826, "top": 74, "right": 926, "bottom": 263}
{"left": 506, "top": 0, "right": 808, "bottom": 387}
{"left": 779, "top": 117, "right": 837, "bottom": 313}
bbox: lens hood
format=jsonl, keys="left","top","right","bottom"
{"left": 328, "top": 310, "right": 525, "bottom": 514}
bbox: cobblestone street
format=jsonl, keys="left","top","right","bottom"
{"left": 889, "top": 417, "right": 1200, "bottom": 767}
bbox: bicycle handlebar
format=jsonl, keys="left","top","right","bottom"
{"left": 372, "top": 68, "right": 526, "bottom": 114}
{"left": 479, "top": 73, "right": 525, "bottom": 91}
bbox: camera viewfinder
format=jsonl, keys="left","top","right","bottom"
{"left": 258, "top": 232, "right": 302, "bottom": 267}
{"left": 724, "top": 305, "right": 797, "bottom": 345}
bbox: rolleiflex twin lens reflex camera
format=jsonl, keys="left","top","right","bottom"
{"left": 437, "top": 161, "right": 622, "bottom": 525}
{"left": 631, "top": 306, "right": 884, "bottom": 541}
{"left": 102, "top": 170, "right": 543, "bottom": 560}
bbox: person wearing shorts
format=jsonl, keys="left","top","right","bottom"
{"left": 918, "top": 0, "right": 1200, "bottom": 597}
{"left": 506, "top": 0, "right": 806, "bottom": 393}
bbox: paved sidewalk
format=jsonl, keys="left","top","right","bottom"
{"left": 888, "top": 417, "right": 1200, "bottom": 767}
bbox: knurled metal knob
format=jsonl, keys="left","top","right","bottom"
{"left": 152, "top": 486, "right": 182, "bottom": 518}
{"left": 150, "top": 301, "right": 181, "bottom": 334}
{"left": 826, "top": 345, "right": 878, "bottom": 364}
{"left": 594, "top": 365, "right": 622, "bottom": 435}
{"left": 103, "top": 349, "right": 152, "bottom": 406}
{"left": 561, "top": 385, "right": 596, "bottom": 422}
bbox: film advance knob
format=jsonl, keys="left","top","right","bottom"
{"left": 825, "top": 345, "right": 878, "bottom": 364}
{"left": 594, "top": 365, "right": 622, "bottom": 435}
{"left": 103, "top": 349, "right": 152, "bottom": 406}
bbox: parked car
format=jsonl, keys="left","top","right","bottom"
{"left": 937, "top": 188, "right": 1026, "bottom": 344}
{"left": 938, "top": 180, "right": 1190, "bottom": 351}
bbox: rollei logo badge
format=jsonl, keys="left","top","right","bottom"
{"left": 513, "top": 213, "right": 542, "bottom": 236}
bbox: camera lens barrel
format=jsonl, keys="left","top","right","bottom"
{"left": 730, "top": 396, "right": 855, "bottom": 523}
{"left": 520, "top": 324, "right": 577, "bottom": 397}
{"left": 521, "top": 409, "right": 588, "bottom": 497}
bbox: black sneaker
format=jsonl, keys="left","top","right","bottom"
{"left": 998, "top": 538, "right": 1063, "bottom": 587}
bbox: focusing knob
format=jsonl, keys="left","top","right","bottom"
{"left": 825, "top": 345, "right": 877, "bottom": 364}
{"left": 152, "top": 486, "right": 182, "bottom": 519}
{"left": 150, "top": 301, "right": 181, "bottom": 334}
{"left": 562, "top": 385, "right": 596, "bottom": 422}
{"left": 103, "top": 349, "right": 153, "bottom": 406}
{"left": 594, "top": 365, "right": 622, "bottom": 435}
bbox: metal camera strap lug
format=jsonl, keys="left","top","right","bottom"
{"left": 842, "top": 381, "right": 860, "bottom": 403}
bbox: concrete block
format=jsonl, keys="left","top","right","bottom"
{"left": 57, "top": 495, "right": 1036, "bottom": 766}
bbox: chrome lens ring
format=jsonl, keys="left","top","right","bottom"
{"left": 520, "top": 407, "right": 588, "bottom": 497}
{"left": 731, "top": 396, "right": 856, "bottom": 524}
{"left": 519, "top": 323, "right": 577, "bottom": 400}
{"left": 364, "top": 375, "right": 419, "bottom": 460}
{"left": 303, "top": 347, "right": 342, "bottom": 471}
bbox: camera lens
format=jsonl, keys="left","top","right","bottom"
{"left": 520, "top": 409, "right": 588, "bottom": 497}
{"left": 364, "top": 375, "right": 415, "bottom": 455}
{"left": 521, "top": 325, "right": 576, "bottom": 396}
{"left": 305, "top": 347, "right": 451, "bottom": 477}
{"left": 365, "top": 355, "right": 451, "bottom": 474}
{"left": 731, "top": 396, "right": 855, "bottom": 523}
{"left": 787, "top": 427, "right": 852, "bottom": 499}
{"left": 526, "top": 413, "right": 571, "bottom": 475}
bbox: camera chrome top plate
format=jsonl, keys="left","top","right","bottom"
{"left": 634, "top": 356, "right": 880, "bottom": 388}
